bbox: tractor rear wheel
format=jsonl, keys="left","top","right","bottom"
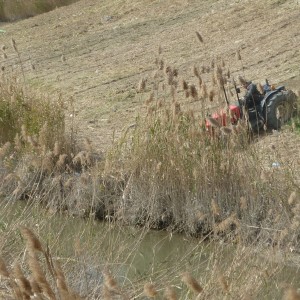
{"left": 266, "top": 90, "right": 297, "bottom": 130}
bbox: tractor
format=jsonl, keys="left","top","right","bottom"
{"left": 206, "top": 80, "right": 298, "bottom": 133}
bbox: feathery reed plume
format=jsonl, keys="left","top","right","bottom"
{"left": 53, "top": 141, "right": 61, "bottom": 156}
{"left": 144, "top": 283, "right": 158, "bottom": 298}
{"left": 198, "top": 75, "right": 203, "bottom": 87}
{"left": 102, "top": 284, "right": 113, "bottom": 300}
{"left": 240, "top": 196, "right": 247, "bottom": 210}
{"left": 182, "top": 80, "right": 189, "bottom": 91}
{"left": 283, "top": 288, "right": 300, "bottom": 300}
{"left": 27, "top": 254, "right": 56, "bottom": 300}
{"left": 103, "top": 271, "right": 118, "bottom": 292}
{"left": 13, "top": 133, "right": 22, "bottom": 151}
{"left": 159, "top": 59, "right": 164, "bottom": 70}
{"left": 226, "top": 68, "right": 230, "bottom": 78}
{"left": 209, "top": 90, "right": 215, "bottom": 102}
{"left": 288, "top": 191, "right": 297, "bottom": 206}
{"left": 84, "top": 137, "right": 93, "bottom": 152}
{"left": 211, "top": 199, "right": 220, "bottom": 216}
{"left": 218, "top": 274, "right": 230, "bottom": 293}
{"left": 236, "top": 49, "right": 242, "bottom": 61}
{"left": 238, "top": 76, "right": 247, "bottom": 86}
{"left": 193, "top": 65, "right": 200, "bottom": 78}
{"left": 196, "top": 31, "right": 204, "bottom": 43}
{"left": 54, "top": 261, "right": 70, "bottom": 298}
{"left": 20, "top": 226, "right": 43, "bottom": 253}
{"left": 190, "top": 84, "right": 198, "bottom": 100}
{"left": 220, "top": 126, "right": 232, "bottom": 135}
{"left": 158, "top": 45, "right": 162, "bottom": 55}
{"left": 11, "top": 38, "right": 18, "bottom": 52}
{"left": 56, "top": 154, "right": 68, "bottom": 170}
{"left": 214, "top": 213, "right": 237, "bottom": 233}
{"left": 181, "top": 272, "right": 203, "bottom": 294}
{"left": 138, "top": 78, "right": 147, "bottom": 92}
{"left": 201, "top": 82, "right": 208, "bottom": 99}
{"left": 173, "top": 102, "right": 181, "bottom": 116}
{"left": 164, "top": 286, "right": 177, "bottom": 300}
{"left": 13, "top": 263, "right": 33, "bottom": 297}
{"left": 206, "top": 117, "right": 221, "bottom": 128}
{"left": 0, "top": 257, "right": 9, "bottom": 277}
{"left": 0, "top": 141, "right": 11, "bottom": 159}
{"left": 145, "top": 92, "right": 155, "bottom": 105}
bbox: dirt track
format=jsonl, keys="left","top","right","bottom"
{"left": 0, "top": 0, "right": 299, "bottom": 151}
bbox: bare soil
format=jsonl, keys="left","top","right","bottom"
{"left": 0, "top": 0, "right": 299, "bottom": 154}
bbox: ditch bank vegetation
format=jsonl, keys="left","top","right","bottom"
{"left": 1, "top": 38, "right": 300, "bottom": 247}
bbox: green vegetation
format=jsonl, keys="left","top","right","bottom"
{"left": 0, "top": 0, "right": 79, "bottom": 21}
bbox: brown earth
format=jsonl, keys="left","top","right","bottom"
{"left": 0, "top": 0, "right": 299, "bottom": 156}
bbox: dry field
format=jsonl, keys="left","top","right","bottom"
{"left": 0, "top": 0, "right": 299, "bottom": 151}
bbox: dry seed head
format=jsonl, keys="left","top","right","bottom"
{"left": 283, "top": 288, "right": 300, "bottom": 300}
{"left": 164, "top": 286, "right": 177, "bottom": 300}
{"left": 137, "top": 78, "right": 147, "bottom": 92}
{"left": 220, "top": 126, "right": 232, "bottom": 135}
{"left": 103, "top": 272, "right": 118, "bottom": 291}
{"left": 181, "top": 272, "right": 203, "bottom": 294}
{"left": 0, "top": 257, "right": 9, "bottom": 277}
{"left": 209, "top": 89, "right": 215, "bottom": 102}
{"left": 288, "top": 191, "right": 297, "bottom": 206}
{"left": 240, "top": 196, "right": 247, "bottom": 210}
{"left": 201, "top": 82, "right": 208, "bottom": 99}
{"left": 236, "top": 49, "right": 242, "bottom": 61}
{"left": 20, "top": 227, "right": 43, "bottom": 253}
{"left": 214, "top": 213, "right": 237, "bottom": 233}
{"left": 195, "top": 31, "right": 204, "bottom": 43}
{"left": 182, "top": 80, "right": 189, "bottom": 91}
{"left": 11, "top": 38, "right": 18, "bottom": 52}
{"left": 226, "top": 69, "right": 230, "bottom": 78}
{"left": 206, "top": 117, "right": 221, "bottom": 128}
{"left": 144, "top": 283, "right": 158, "bottom": 298}
{"left": 28, "top": 254, "right": 56, "bottom": 300}
{"left": 54, "top": 261, "right": 69, "bottom": 294}
{"left": 0, "top": 141, "right": 11, "bottom": 159}
{"left": 218, "top": 274, "right": 230, "bottom": 293}
{"left": 193, "top": 65, "right": 200, "bottom": 78}
{"left": 238, "top": 75, "right": 247, "bottom": 86}
{"left": 190, "top": 84, "right": 198, "bottom": 100}
{"left": 13, "top": 263, "right": 33, "bottom": 297}
{"left": 84, "top": 137, "right": 93, "bottom": 152}
{"left": 159, "top": 59, "right": 164, "bottom": 70}
{"left": 158, "top": 45, "right": 162, "bottom": 55}
{"left": 145, "top": 92, "right": 155, "bottom": 105}
{"left": 198, "top": 75, "right": 203, "bottom": 87}
{"left": 56, "top": 154, "right": 68, "bottom": 169}
{"left": 173, "top": 102, "right": 181, "bottom": 115}
{"left": 211, "top": 199, "right": 220, "bottom": 216}
{"left": 53, "top": 141, "right": 60, "bottom": 156}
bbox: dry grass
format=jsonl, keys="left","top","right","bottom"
{"left": 0, "top": 2, "right": 300, "bottom": 298}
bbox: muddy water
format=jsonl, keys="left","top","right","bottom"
{"left": 1, "top": 201, "right": 300, "bottom": 298}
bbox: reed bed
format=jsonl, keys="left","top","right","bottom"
{"left": 0, "top": 35, "right": 300, "bottom": 299}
